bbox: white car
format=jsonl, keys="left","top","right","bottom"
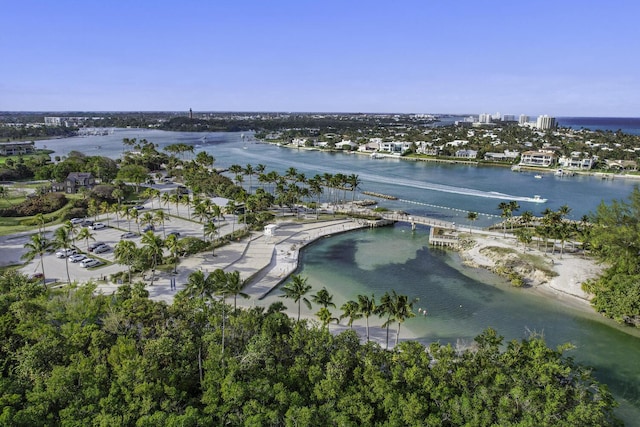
{"left": 80, "top": 258, "right": 101, "bottom": 268}
{"left": 91, "top": 222, "right": 107, "bottom": 230}
{"left": 70, "top": 218, "right": 84, "bottom": 224}
{"left": 93, "top": 244, "right": 111, "bottom": 254}
{"left": 55, "top": 248, "right": 77, "bottom": 258}
{"left": 69, "top": 254, "right": 86, "bottom": 263}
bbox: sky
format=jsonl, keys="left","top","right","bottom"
{"left": 2, "top": 0, "right": 640, "bottom": 117}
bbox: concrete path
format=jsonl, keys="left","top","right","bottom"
{"left": 96, "top": 218, "right": 368, "bottom": 304}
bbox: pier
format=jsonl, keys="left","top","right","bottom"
{"left": 379, "top": 212, "right": 460, "bottom": 247}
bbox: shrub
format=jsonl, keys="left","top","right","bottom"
{"left": 179, "top": 237, "right": 209, "bottom": 256}
{"left": 0, "top": 192, "right": 67, "bottom": 217}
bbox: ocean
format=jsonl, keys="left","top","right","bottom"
{"left": 557, "top": 116, "right": 640, "bottom": 135}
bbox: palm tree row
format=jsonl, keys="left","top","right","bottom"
{"left": 280, "top": 275, "right": 418, "bottom": 349}
{"left": 495, "top": 202, "right": 588, "bottom": 257}
{"left": 229, "top": 163, "right": 361, "bottom": 210}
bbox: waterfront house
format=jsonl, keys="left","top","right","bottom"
{"left": 484, "top": 150, "right": 519, "bottom": 162}
{"left": 455, "top": 149, "right": 478, "bottom": 159}
{"left": 0, "top": 141, "right": 35, "bottom": 156}
{"left": 558, "top": 152, "right": 596, "bottom": 170}
{"left": 519, "top": 150, "right": 556, "bottom": 167}
{"left": 65, "top": 172, "right": 95, "bottom": 194}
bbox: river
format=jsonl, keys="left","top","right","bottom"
{"left": 36, "top": 129, "right": 640, "bottom": 423}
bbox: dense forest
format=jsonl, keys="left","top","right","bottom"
{"left": 584, "top": 187, "right": 640, "bottom": 326}
{"left": 0, "top": 270, "right": 620, "bottom": 426}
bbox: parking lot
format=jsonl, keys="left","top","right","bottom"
{"left": 11, "top": 203, "right": 238, "bottom": 285}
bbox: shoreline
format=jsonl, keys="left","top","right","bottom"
{"left": 260, "top": 139, "right": 640, "bottom": 181}
{"left": 455, "top": 231, "right": 602, "bottom": 309}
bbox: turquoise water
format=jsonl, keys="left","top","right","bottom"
{"left": 36, "top": 130, "right": 640, "bottom": 423}
{"left": 296, "top": 224, "right": 640, "bottom": 423}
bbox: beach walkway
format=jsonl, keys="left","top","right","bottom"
{"left": 96, "top": 218, "right": 368, "bottom": 304}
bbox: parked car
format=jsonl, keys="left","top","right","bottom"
{"left": 82, "top": 220, "right": 94, "bottom": 227}
{"left": 55, "top": 248, "right": 77, "bottom": 258}
{"left": 88, "top": 241, "right": 106, "bottom": 252}
{"left": 80, "top": 258, "right": 101, "bottom": 268}
{"left": 69, "top": 254, "right": 87, "bottom": 263}
{"left": 142, "top": 224, "right": 155, "bottom": 232}
{"left": 70, "top": 218, "right": 84, "bottom": 224}
{"left": 167, "top": 231, "right": 181, "bottom": 237}
{"left": 132, "top": 205, "right": 145, "bottom": 211}
{"left": 28, "top": 272, "right": 44, "bottom": 281}
{"left": 91, "top": 222, "right": 106, "bottom": 230}
{"left": 120, "top": 231, "right": 139, "bottom": 239}
{"left": 93, "top": 244, "right": 111, "bottom": 254}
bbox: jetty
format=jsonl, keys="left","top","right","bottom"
{"left": 361, "top": 191, "right": 398, "bottom": 200}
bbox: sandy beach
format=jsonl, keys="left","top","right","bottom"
{"left": 457, "top": 230, "right": 603, "bottom": 308}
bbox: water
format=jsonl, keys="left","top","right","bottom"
{"left": 293, "top": 225, "right": 640, "bottom": 422}
{"left": 35, "top": 129, "right": 640, "bottom": 423}
{"left": 558, "top": 117, "right": 640, "bottom": 136}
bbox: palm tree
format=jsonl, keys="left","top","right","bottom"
{"left": 376, "top": 291, "right": 397, "bottom": 349}
{"left": 77, "top": 227, "right": 95, "bottom": 251}
{"left": 183, "top": 270, "right": 215, "bottom": 300}
{"left": 340, "top": 300, "right": 362, "bottom": 329}
{"left": 181, "top": 194, "right": 191, "bottom": 219}
{"left": 508, "top": 201, "right": 520, "bottom": 231}
{"left": 100, "top": 201, "right": 110, "bottom": 227}
{"left": 63, "top": 220, "right": 78, "bottom": 249}
{"left": 225, "top": 270, "right": 249, "bottom": 312}
{"left": 357, "top": 294, "right": 376, "bottom": 342}
{"left": 280, "top": 274, "right": 312, "bottom": 321}
{"left": 114, "top": 240, "right": 138, "bottom": 283}
{"left": 141, "top": 231, "right": 164, "bottom": 286}
{"left": 154, "top": 209, "right": 168, "bottom": 239}
{"left": 165, "top": 233, "right": 182, "bottom": 274}
{"left": 161, "top": 192, "right": 172, "bottom": 215}
{"left": 170, "top": 193, "right": 180, "bottom": 216}
{"left": 244, "top": 164, "right": 255, "bottom": 194}
{"left": 225, "top": 200, "right": 239, "bottom": 234}
{"left": 497, "top": 202, "right": 512, "bottom": 237}
{"left": 53, "top": 226, "right": 73, "bottom": 283}
{"left": 392, "top": 293, "right": 417, "bottom": 347}
{"left": 203, "top": 221, "right": 218, "bottom": 256}
{"left": 130, "top": 208, "right": 140, "bottom": 234}
{"left": 119, "top": 206, "right": 131, "bottom": 232}
{"left": 312, "top": 287, "right": 335, "bottom": 310}
{"left": 347, "top": 173, "right": 361, "bottom": 202}
{"left": 34, "top": 213, "right": 46, "bottom": 236}
{"left": 140, "top": 211, "right": 155, "bottom": 233}
{"left": 466, "top": 211, "right": 478, "bottom": 233}
{"left": 22, "top": 233, "right": 53, "bottom": 286}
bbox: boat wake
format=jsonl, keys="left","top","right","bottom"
{"left": 233, "top": 148, "right": 546, "bottom": 203}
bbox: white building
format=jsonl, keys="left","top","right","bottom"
{"left": 536, "top": 115, "right": 557, "bottom": 130}
{"left": 519, "top": 114, "right": 530, "bottom": 125}
{"left": 520, "top": 150, "right": 556, "bottom": 167}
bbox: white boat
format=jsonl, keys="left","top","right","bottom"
{"left": 532, "top": 195, "right": 547, "bottom": 203}
{"left": 534, "top": 174, "right": 542, "bottom": 179}
{"left": 511, "top": 165, "right": 521, "bottom": 172}
{"left": 554, "top": 169, "right": 564, "bottom": 176}
{"left": 370, "top": 152, "right": 384, "bottom": 159}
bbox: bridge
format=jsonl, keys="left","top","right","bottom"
{"left": 377, "top": 213, "right": 461, "bottom": 247}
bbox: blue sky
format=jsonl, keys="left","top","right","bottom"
{"left": 2, "top": 0, "right": 639, "bottom": 116}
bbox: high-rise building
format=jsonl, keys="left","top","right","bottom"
{"left": 536, "top": 115, "right": 556, "bottom": 130}
{"left": 519, "top": 114, "right": 530, "bottom": 125}
{"left": 478, "top": 113, "right": 492, "bottom": 124}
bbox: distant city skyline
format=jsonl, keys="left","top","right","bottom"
{"left": 2, "top": 1, "right": 639, "bottom": 117}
